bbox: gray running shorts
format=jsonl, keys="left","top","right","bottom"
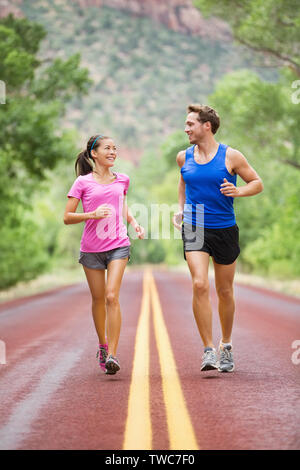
{"left": 78, "top": 246, "right": 130, "bottom": 270}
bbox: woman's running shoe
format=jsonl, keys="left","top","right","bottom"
{"left": 105, "top": 354, "right": 120, "bottom": 375}
{"left": 96, "top": 343, "right": 108, "bottom": 372}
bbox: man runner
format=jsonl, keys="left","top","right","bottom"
{"left": 173, "top": 104, "right": 263, "bottom": 372}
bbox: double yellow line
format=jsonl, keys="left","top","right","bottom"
{"left": 123, "top": 269, "right": 198, "bottom": 450}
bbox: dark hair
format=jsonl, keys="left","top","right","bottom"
{"left": 187, "top": 104, "right": 220, "bottom": 134}
{"left": 75, "top": 134, "right": 110, "bottom": 176}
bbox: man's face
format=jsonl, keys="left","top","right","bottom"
{"left": 184, "top": 112, "right": 208, "bottom": 143}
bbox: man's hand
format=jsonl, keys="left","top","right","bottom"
{"left": 220, "top": 178, "right": 240, "bottom": 197}
{"left": 172, "top": 211, "right": 183, "bottom": 231}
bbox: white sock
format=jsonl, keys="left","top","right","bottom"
{"left": 220, "top": 341, "right": 232, "bottom": 349}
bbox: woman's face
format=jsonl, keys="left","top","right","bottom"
{"left": 92, "top": 138, "right": 117, "bottom": 167}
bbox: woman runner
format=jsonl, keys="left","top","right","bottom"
{"left": 64, "top": 134, "right": 144, "bottom": 375}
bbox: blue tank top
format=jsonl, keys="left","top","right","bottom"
{"left": 181, "top": 143, "right": 237, "bottom": 228}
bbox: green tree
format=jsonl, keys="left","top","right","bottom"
{"left": 210, "top": 69, "right": 300, "bottom": 170}
{"left": 159, "top": 67, "right": 300, "bottom": 275}
{"left": 244, "top": 190, "right": 300, "bottom": 277}
{"left": 0, "top": 14, "right": 91, "bottom": 289}
{"left": 194, "top": 0, "right": 300, "bottom": 77}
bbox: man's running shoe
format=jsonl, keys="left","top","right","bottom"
{"left": 201, "top": 347, "right": 218, "bottom": 371}
{"left": 105, "top": 354, "right": 120, "bottom": 375}
{"left": 96, "top": 343, "right": 108, "bottom": 372}
{"left": 218, "top": 344, "right": 234, "bottom": 372}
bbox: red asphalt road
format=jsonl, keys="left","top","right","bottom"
{"left": 0, "top": 269, "right": 299, "bottom": 450}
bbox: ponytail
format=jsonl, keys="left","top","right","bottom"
{"left": 75, "top": 149, "right": 93, "bottom": 176}
{"left": 74, "top": 134, "right": 109, "bottom": 176}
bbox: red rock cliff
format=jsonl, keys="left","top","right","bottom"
{"left": 1, "top": 0, "right": 231, "bottom": 41}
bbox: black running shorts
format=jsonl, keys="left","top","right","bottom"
{"left": 182, "top": 223, "right": 240, "bottom": 265}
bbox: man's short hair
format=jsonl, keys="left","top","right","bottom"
{"left": 187, "top": 104, "right": 220, "bottom": 134}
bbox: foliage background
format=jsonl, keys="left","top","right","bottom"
{"left": 0, "top": 0, "right": 299, "bottom": 290}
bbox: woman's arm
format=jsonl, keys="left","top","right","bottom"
{"left": 123, "top": 196, "right": 137, "bottom": 228}
{"left": 123, "top": 196, "right": 145, "bottom": 239}
{"left": 63, "top": 197, "right": 111, "bottom": 224}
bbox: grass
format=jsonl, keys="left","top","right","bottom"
{"left": 0, "top": 263, "right": 299, "bottom": 304}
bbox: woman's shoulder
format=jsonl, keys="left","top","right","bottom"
{"left": 116, "top": 172, "right": 130, "bottom": 182}
{"left": 75, "top": 172, "right": 93, "bottom": 185}
{"left": 80, "top": 172, "right": 93, "bottom": 180}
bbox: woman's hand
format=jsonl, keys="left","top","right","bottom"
{"left": 133, "top": 222, "right": 145, "bottom": 239}
{"left": 93, "top": 204, "right": 113, "bottom": 219}
{"left": 220, "top": 178, "right": 240, "bottom": 197}
{"left": 172, "top": 211, "right": 183, "bottom": 231}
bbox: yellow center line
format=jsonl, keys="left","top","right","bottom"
{"left": 123, "top": 269, "right": 198, "bottom": 450}
{"left": 149, "top": 271, "right": 199, "bottom": 450}
{"left": 123, "top": 269, "right": 152, "bottom": 450}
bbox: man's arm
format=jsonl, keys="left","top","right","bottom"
{"left": 221, "top": 148, "right": 263, "bottom": 197}
{"left": 172, "top": 150, "right": 186, "bottom": 229}
{"left": 178, "top": 174, "right": 186, "bottom": 211}
{"left": 177, "top": 151, "right": 186, "bottom": 210}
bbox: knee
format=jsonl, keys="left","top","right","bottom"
{"left": 92, "top": 296, "right": 105, "bottom": 305}
{"left": 193, "top": 278, "right": 209, "bottom": 296}
{"left": 105, "top": 291, "right": 119, "bottom": 306}
{"left": 216, "top": 285, "right": 233, "bottom": 301}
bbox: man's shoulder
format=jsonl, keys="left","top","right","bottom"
{"left": 225, "top": 146, "right": 248, "bottom": 173}
{"left": 226, "top": 146, "right": 244, "bottom": 159}
{"left": 176, "top": 145, "right": 193, "bottom": 168}
{"left": 176, "top": 150, "right": 185, "bottom": 168}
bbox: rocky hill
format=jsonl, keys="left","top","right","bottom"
{"left": 0, "top": 0, "right": 23, "bottom": 18}
{"left": 99, "top": 0, "right": 230, "bottom": 41}
{"left": 1, "top": 0, "right": 231, "bottom": 41}
{"left": 1, "top": 0, "right": 272, "bottom": 162}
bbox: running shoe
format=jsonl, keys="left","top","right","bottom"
{"left": 96, "top": 343, "right": 108, "bottom": 372}
{"left": 218, "top": 344, "right": 235, "bottom": 372}
{"left": 105, "top": 354, "right": 120, "bottom": 375}
{"left": 201, "top": 347, "right": 218, "bottom": 371}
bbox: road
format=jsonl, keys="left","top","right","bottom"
{"left": 0, "top": 268, "right": 299, "bottom": 450}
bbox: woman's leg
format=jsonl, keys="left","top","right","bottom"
{"left": 106, "top": 258, "right": 128, "bottom": 357}
{"left": 82, "top": 266, "right": 106, "bottom": 344}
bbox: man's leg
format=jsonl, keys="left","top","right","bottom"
{"left": 185, "top": 251, "right": 214, "bottom": 348}
{"left": 212, "top": 259, "right": 237, "bottom": 344}
{"left": 213, "top": 259, "right": 236, "bottom": 372}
